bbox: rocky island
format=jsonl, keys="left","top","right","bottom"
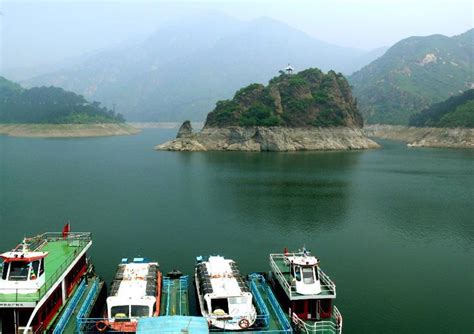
{"left": 156, "top": 68, "right": 379, "bottom": 151}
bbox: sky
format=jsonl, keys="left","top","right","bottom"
{"left": 0, "top": 0, "right": 472, "bottom": 70}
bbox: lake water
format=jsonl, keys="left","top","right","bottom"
{"left": 0, "top": 129, "right": 472, "bottom": 333}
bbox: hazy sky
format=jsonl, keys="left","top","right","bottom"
{"left": 0, "top": 0, "right": 472, "bottom": 70}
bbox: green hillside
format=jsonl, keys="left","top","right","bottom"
{"left": 350, "top": 29, "right": 473, "bottom": 125}
{"left": 0, "top": 76, "right": 124, "bottom": 124}
{"left": 205, "top": 68, "right": 363, "bottom": 128}
{"left": 409, "top": 89, "right": 474, "bottom": 128}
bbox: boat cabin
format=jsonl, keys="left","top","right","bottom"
{"left": 1, "top": 243, "right": 47, "bottom": 290}
{"left": 286, "top": 254, "right": 321, "bottom": 295}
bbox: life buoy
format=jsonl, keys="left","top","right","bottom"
{"left": 239, "top": 318, "right": 250, "bottom": 329}
{"left": 96, "top": 320, "right": 109, "bottom": 332}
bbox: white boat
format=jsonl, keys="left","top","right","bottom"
{"left": 195, "top": 255, "right": 257, "bottom": 330}
{"left": 96, "top": 257, "right": 161, "bottom": 332}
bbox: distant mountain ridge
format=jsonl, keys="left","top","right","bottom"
{"left": 350, "top": 29, "right": 474, "bottom": 125}
{"left": 23, "top": 14, "right": 384, "bottom": 122}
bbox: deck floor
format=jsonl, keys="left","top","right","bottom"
{"left": 160, "top": 278, "right": 189, "bottom": 316}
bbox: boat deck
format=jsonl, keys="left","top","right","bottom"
{"left": 0, "top": 235, "right": 91, "bottom": 303}
{"left": 270, "top": 254, "right": 336, "bottom": 300}
{"left": 160, "top": 275, "right": 189, "bottom": 316}
{"left": 60, "top": 277, "right": 103, "bottom": 334}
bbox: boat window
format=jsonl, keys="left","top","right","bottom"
{"left": 8, "top": 262, "right": 29, "bottom": 281}
{"left": 211, "top": 298, "right": 229, "bottom": 314}
{"left": 228, "top": 296, "right": 247, "bottom": 305}
{"left": 111, "top": 305, "right": 129, "bottom": 318}
{"left": 131, "top": 305, "right": 149, "bottom": 317}
{"left": 39, "top": 259, "right": 45, "bottom": 275}
{"left": 295, "top": 266, "right": 302, "bottom": 281}
{"left": 1, "top": 262, "right": 8, "bottom": 280}
{"left": 31, "top": 261, "right": 40, "bottom": 279}
{"left": 302, "top": 267, "right": 315, "bottom": 284}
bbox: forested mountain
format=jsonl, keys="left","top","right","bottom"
{"left": 409, "top": 89, "right": 474, "bottom": 128}
{"left": 350, "top": 29, "right": 473, "bottom": 125}
{"left": 0, "top": 77, "right": 124, "bottom": 123}
{"left": 24, "top": 14, "right": 384, "bottom": 121}
{"left": 205, "top": 68, "right": 362, "bottom": 128}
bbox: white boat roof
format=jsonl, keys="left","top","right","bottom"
{"left": 115, "top": 263, "right": 154, "bottom": 299}
{"left": 205, "top": 256, "right": 245, "bottom": 297}
{"left": 287, "top": 255, "right": 319, "bottom": 266}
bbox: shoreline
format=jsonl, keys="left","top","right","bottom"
{"left": 156, "top": 126, "right": 380, "bottom": 152}
{"left": 364, "top": 124, "right": 474, "bottom": 148}
{"left": 0, "top": 123, "right": 140, "bottom": 138}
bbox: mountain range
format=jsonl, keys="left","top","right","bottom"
{"left": 350, "top": 29, "right": 473, "bottom": 125}
{"left": 19, "top": 14, "right": 385, "bottom": 121}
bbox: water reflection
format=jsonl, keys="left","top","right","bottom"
{"left": 182, "top": 151, "right": 363, "bottom": 233}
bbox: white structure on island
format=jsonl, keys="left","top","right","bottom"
{"left": 284, "top": 63, "right": 294, "bottom": 75}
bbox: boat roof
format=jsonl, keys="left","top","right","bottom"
{"left": 109, "top": 262, "right": 158, "bottom": 300}
{"left": 137, "top": 316, "right": 209, "bottom": 334}
{"left": 201, "top": 256, "right": 248, "bottom": 297}
{"left": 1, "top": 251, "right": 48, "bottom": 263}
{"left": 287, "top": 255, "right": 319, "bottom": 266}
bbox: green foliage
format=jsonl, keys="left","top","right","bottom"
{"left": 350, "top": 30, "right": 474, "bottom": 125}
{"left": 239, "top": 103, "right": 281, "bottom": 126}
{"left": 409, "top": 89, "right": 474, "bottom": 128}
{"left": 0, "top": 77, "right": 125, "bottom": 124}
{"left": 204, "top": 67, "right": 360, "bottom": 128}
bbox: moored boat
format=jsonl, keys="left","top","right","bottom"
{"left": 195, "top": 255, "right": 257, "bottom": 331}
{"left": 0, "top": 226, "right": 93, "bottom": 334}
{"left": 269, "top": 248, "right": 342, "bottom": 334}
{"left": 95, "top": 257, "right": 162, "bottom": 332}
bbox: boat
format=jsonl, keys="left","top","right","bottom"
{"left": 269, "top": 248, "right": 343, "bottom": 334}
{"left": 95, "top": 257, "right": 162, "bottom": 332}
{"left": 160, "top": 270, "right": 189, "bottom": 316}
{"left": 0, "top": 226, "right": 94, "bottom": 333}
{"left": 194, "top": 255, "right": 257, "bottom": 330}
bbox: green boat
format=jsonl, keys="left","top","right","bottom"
{"left": 269, "top": 248, "right": 342, "bottom": 334}
{"left": 0, "top": 228, "right": 97, "bottom": 333}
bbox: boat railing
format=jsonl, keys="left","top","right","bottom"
{"left": 0, "top": 233, "right": 92, "bottom": 302}
{"left": 249, "top": 274, "right": 270, "bottom": 328}
{"left": 249, "top": 273, "right": 293, "bottom": 333}
{"left": 269, "top": 253, "right": 336, "bottom": 298}
{"left": 291, "top": 305, "right": 343, "bottom": 334}
{"left": 53, "top": 278, "right": 87, "bottom": 333}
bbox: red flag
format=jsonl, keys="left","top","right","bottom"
{"left": 62, "top": 223, "right": 71, "bottom": 239}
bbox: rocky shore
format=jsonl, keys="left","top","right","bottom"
{"left": 0, "top": 123, "right": 140, "bottom": 138}
{"left": 155, "top": 121, "right": 379, "bottom": 152}
{"left": 364, "top": 124, "right": 474, "bottom": 148}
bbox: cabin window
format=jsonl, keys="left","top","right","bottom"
{"left": 131, "top": 305, "right": 149, "bottom": 317}
{"left": 211, "top": 298, "right": 229, "bottom": 314}
{"left": 294, "top": 266, "right": 302, "bottom": 281}
{"left": 8, "top": 262, "right": 29, "bottom": 281}
{"left": 31, "top": 260, "right": 40, "bottom": 279}
{"left": 111, "top": 305, "right": 129, "bottom": 318}
{"left": 39, "top": 259, "right": 44, "bottom": 275}
{"left": 302, "top": 267, "right": 315, "bottom": 284}
{"left": 1, "top": 262, "right": 9, "bottom": 280}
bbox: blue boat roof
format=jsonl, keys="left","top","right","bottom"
{"left": 137, "top": 316, "right": 209, "bottom": 334}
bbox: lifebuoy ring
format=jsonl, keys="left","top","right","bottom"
{"left": 96, "top": 320, "right": 109, "bottom": 332}
{"left": 239, "top": 318, "right": 250, "bottom": 329}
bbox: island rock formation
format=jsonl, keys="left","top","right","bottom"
{"left": 156, "top": 68, "right": 379, "bottom": 151}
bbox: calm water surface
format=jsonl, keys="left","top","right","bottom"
{"left": 1, "top": 129, "right": 473, "bottom": 333}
